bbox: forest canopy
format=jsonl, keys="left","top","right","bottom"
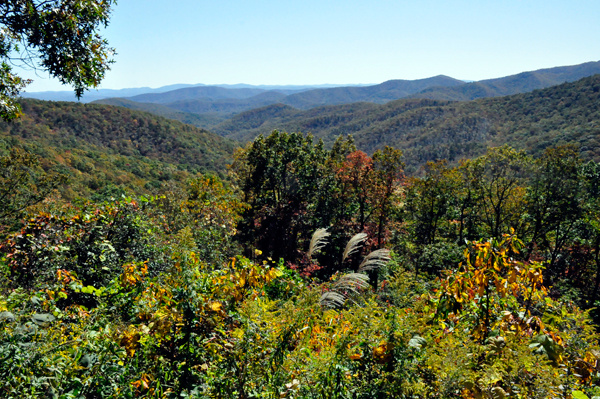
{"left": 1, "top": 1, "right": 599, "bottom": 396}
{"left": 2, "top": 128, "right": 600, "bottom": 398}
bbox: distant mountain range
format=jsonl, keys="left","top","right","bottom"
{"left": 211, "top": 74, "right": 600, "bottom": 173}
{"left": 22, "top": 83, "right": 373, "bottom": 103}
{"left": 90, "top": 75, "right": 465, "bottom": 128}
{"left": 20, "top": 84, "right": 203, "bottom": 103}
{"left": 100, "top": 75, "right": 465, "bottom": 118}
{"left": 8, "top": 68, "right": 600, "bottom": 179}
{"left": 86, "top": 61, "right": 600, "bottom": 132}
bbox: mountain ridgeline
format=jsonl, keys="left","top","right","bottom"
{"left": 95, "top": 75, "right": 464, "bottom": 121}
{"left": 89, "top": 61, "right": 600, "bottom": 130}
{"left": 214, "top": 74, "right": 600, "bottom": 173}
{"left": 279, "top": 75, "right": 465, "bottom": 108}
{"left": 17, "top": 61, "right": 600, "bottom": 178}
{"left": 412, "top": 60, "right": 600, "bottom": 101}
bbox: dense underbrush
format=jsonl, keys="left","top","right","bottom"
{"left": 2, "top": 228, "right": 599, "bottom": 398}
{"left": 3, "top": 131, "right": 600, "bottom": 398}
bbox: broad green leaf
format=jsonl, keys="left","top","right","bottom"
{"left": 408, "top": 335, "right": 427, "bottom": 349}
{"left": 32, "top": 313, "right": 56, "bottom": 325}
{"left": 572, "top": 391, "right": 589, "bottom": 399}
{"left": 0, "top": 311, "right": 15, "bottom": 322}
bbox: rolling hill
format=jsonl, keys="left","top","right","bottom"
{"left": 214, "top": 75, "right": 600, "bottom": 173}
{"left": 0, "top": 99, "right": 238, "bottom": 196}
{"left": 91, "top": 97, "right": 230, "bottom": 129}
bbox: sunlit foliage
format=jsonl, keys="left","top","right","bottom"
{"left": 3, "top": 138, "right": 600, "bottom": 398}
{"left": 0, "top": 0, "right": 116, "bottom": 119}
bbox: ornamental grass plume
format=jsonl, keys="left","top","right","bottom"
{"left": 312, "top": 231, "right": 390, "bottom": 309}
{"left": 308, "top": 228, "right": 330, "bottom": 260}
{"left": 342, "top": 232, "right": 367, "bottom": 263}
{"left": 319, "top": 273, "right": 370, "bottom": 308}
{"left": 358, "top": 249, "right": 391, "bottom": 273}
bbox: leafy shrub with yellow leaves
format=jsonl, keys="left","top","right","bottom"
{"left": 2, "top": 177, "right": 600, "bottom": 399}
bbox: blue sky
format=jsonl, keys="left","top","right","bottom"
{"left": 21, "top": 0, "right": 600, "bottom": 92}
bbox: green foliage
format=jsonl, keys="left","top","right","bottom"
{"left": 526, "top": 145, "right": 585, "bottom": 267}
{"left": 396, "top": 144, "right": 600, "bottom": 320}
{"left": 0, "top": 0, "right": 116, "bottom": 119}
{"left": 404, "top": 160, "right": 462, "bottom": 247}
{"left": 0, "top": 99, "right": 238, "bottom": 198}
{"left": 460, "top": 145, "right": 532, "bottom": 239}
{"left": 0, "top": 61, "right": 28, "bottom": 121}
{"left": 0, "top": 147, "right": 66, "bottom": 234}
{"left": 232, "top": 131, "right": 404, "bottom": 279}
{"left": 232, "top": 130, "right": 331, "bottom": 263}
{"left": 3, "top": 135, "right": 600, "bottom": 397}
{"left": 214, "top": 75, "right": 600, "bottom": 174}
{"left": 162, "top": 174, "right": 247, "bottom": 265}
{"left": 1, "top": 198, "right": 168, "bottom": 289}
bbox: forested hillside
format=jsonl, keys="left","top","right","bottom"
{"left": 4, "top": 130, "right": 600, "bottom": 398}
{"left": 0, "top": 99, "right": 237, "bottom": 197}
{"left": 91, "top": 97, "right": 229, "bottom": 129}
{"left": 216, "top": 74, "right": 600, "bottom": 173}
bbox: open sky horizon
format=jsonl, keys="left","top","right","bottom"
{"left": 19, "top": 0, "right": 600, "bottom": 93}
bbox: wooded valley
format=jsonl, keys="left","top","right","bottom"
{"left": 4, "top": 1, "right": 600, "bottom": 397}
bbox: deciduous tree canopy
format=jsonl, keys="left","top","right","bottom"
{"left": 0, "top": 0, "right": 115, "bottom": 120}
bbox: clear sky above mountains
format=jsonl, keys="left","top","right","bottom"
{"left": 22, "top": 0, "right": 600, "bottom": 92}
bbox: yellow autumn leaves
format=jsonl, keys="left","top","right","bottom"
{"left": 442, "top": 230, "right": 548, "bottom": 339}
{"left": 120, "top": 261, "right": 148, "bottom": 287}
{"left": 213, "top": 256, "right": 284, "bottom": 303}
